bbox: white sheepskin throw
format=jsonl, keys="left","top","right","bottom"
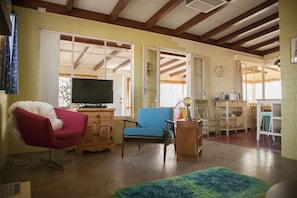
{"left": 7, "top": 101, "right": 63, "bottom": 140}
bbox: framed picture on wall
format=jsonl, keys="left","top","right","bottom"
{"left": 290, "top": 36, "right": 297, "bottom": 63}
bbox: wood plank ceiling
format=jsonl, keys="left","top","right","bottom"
{"left": 12, "top": 0, "right": 280, "bottom": 78}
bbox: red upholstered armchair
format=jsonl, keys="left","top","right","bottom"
{"left": 14, "top": 107, "right": 88, "bottom": 169}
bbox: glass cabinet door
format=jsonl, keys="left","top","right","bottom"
{"left": 143, "top": 46, "right": 160, "bottom": 108}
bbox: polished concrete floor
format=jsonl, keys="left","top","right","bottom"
{"left": 0, "top": 134, "right": 297, "bottom": 198}
{"left": 207, "top": 130, "right": 281, "bottom": 153}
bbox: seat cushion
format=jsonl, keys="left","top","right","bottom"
{"left": 124, "top": 128, "right": 173, "bottom": 138}
{"left": 54, "top": 129, "right": 83, "bottom": 140}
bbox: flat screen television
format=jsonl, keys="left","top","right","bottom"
{"left": 72, "top": 78, "right": 113, "bottom": 108}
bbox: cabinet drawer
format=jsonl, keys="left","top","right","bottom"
{"left": 177, "top": 120, "right": 199, "bottom": 128}
{"left": 88, "top": 112, "right": 113, "bottom": 120}
{"left": 87, "top": 114, "right": 113, "bottom": 127}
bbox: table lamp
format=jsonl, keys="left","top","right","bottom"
{"left": 183, "top": 97, "right": 192, "bottom": 121}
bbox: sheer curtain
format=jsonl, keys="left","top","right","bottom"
{"left": 1, "top": 11, "right": 18, "bottom": 94}
{"left": 39, "top": 30, "right": 60, "bottom": 106}
{"left": 236, "top": 60, "right": 243, "bottom": 100}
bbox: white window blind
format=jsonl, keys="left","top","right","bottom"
{"left": 38, "top": 30, "right": 60, "bottom": 106}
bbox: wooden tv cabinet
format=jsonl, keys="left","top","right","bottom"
{"left": 75, "top": 108, "right": 116, "bottom": 155}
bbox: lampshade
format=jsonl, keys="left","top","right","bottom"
{"left": 183, "top": 97, "right": 192, "bottom": 107}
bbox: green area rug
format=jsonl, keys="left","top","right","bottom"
{"left": 111, "top": 167, "right": 271, "bottom": 198}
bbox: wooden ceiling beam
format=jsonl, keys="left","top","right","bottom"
{"left": 259, "top": 46, "right": 279, "bottom": 56}
{"left": 12, "top": 0, "right": 278, "bottom": 56}
{"left": 93, "top": 50, "right": 121, "bottom": 71}
{"left": 230, "top": 25, "right": 279, "bottom": 48}
{"left": 109, "top": 0, "right": 131, "bottom": 21}
{"left": 174, "top": 3, "right": 228, "bottom": 35}
{"left": 74, "top": 37, "right": 104, "bottom": 46}
{"left": 170, "top": 69, "right": 186, "bottom": 77}
{"left": 174, "top": 0, "right": 231, "bottom": 35}
{"left": 60, "top": 35, "right": 131, "bottom": 50}
{"left": 161, "top": 59, "right": 179, "bottom": 68}
{"left": 161, "top": 51, "right": 186, "bottom": 58}
{"left": 74, "top": 47, "right": 90, "bottom": 69}
{"left": 65, "top": 0, "right": 74, "bottom": 12}
{"left": 247, "top": 36, "right": 279, "bottom": 52}
{"left": 200, "top": 0, "right": 278, "bottom": 40}
{"left": 113, "top": 59, "right": 131, "bottom": 72}
{"left": 160, "top": 62, "right": 186, "bottom": 74}
{"left": 145, "top": 0, "right": 184, "bottom": 29}
{"left": 216, "top": 12, "right": 279, "bottom": 45}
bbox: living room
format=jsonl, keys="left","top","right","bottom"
{"left": 0, "top": 0, "right": 297, "bottom": 197}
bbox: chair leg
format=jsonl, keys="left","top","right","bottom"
{"left": 207, "top": 121, "right": 210, "bottom": 138}
{"left": 48, "top": 149, "right": 64, "bottom": 169}
{"left": 271, "top": 135, "right": 276, "bottom": 141}
{"left": 40, "top": 149, "right": 69, "bottom": 170}
{"left": 163, "top": 142, "right": 167, "bottom": 163}
{"left": 121, "top": 138, "right": 125, "bottom": 158}
{"left": 174, "top": 142, "right": 176, "bottom": 152}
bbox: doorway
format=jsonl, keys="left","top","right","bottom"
{"left": 143, "top": 46, "right": 205, "bottom": 120}
{"left": 143, "top": 46, "right": 190, "bottom": 108}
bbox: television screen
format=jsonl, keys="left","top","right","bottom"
{"left": 72, "top": 78, "right": 113, "bottom": 106}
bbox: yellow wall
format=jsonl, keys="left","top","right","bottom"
{"left": 0, "top": 91, "right": 8, "bottom": 168}
{"left": 279, "top": 0, "right": 297, "bottom": 160}
{"left": 6, "top": 6, "right": 270, "bottom": 154}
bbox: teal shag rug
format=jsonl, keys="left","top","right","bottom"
{"left": 111, "top": 167, "right": 271, "bottom": 198}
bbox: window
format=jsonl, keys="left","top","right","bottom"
{"left": 241, "top": 63, "right": 281, "bottom": 102}
{"left": 58, "top": 34, "right": 133, "bottom": 117}
{"left": 160, "top": 83, "right": 186, "bottom": 107}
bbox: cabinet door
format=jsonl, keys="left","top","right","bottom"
{"left": 82, "top": 124, "right": 97, "bottom": 145}
{"left": 176, "top": 121, "right": 197, "bottom": 155}
{"left": 95, "top": 122, "right": 111, "bottom": 144}
{"left": 144, "top": 46, "right": 159, "bottom": 107}
{"left": 84, "top": 112, "right": 111, "bottom": 144}
{"left": 97, "top": 112, "right": 114, "bottom": 144}
{"left": 83, "top": 121, "right": 112, "bottom": 145}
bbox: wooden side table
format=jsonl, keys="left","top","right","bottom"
{"left": 176, "top": 120, "right": 202, "bottom": 163}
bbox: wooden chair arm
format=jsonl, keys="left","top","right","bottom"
{"left": 165, "top": 119, "right": 175, "bottom": 124}
{"left": 165, "top": 119, "right": 175, "bottom": 139}
{"left": 123, "top": 119, "right": 137, "bottom": 123}
{"left": 165, "top": 119, "right": 175, "bottom": 129}
{"left": 123, "top": 119, "right": 138, "bottom": 128}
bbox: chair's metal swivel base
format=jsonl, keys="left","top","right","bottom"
{"left": 40, "top": 149, "right": 72, "bottom": 170}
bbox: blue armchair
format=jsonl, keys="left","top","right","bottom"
{"left": 121, "top": 107, "right": 175, "bottom": 162}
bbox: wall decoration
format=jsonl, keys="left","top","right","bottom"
{"left": 290, "top": 36, "right": 297, "bottom": 63}
{"left": 214, "top": 65, "right": 224, "bottom": 77}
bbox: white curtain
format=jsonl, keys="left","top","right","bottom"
{"left": 38, "top": 30, "right": 60, "bottom": 106}
{"left": 236, "top": 60, "right": 243, "bottom": 100}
